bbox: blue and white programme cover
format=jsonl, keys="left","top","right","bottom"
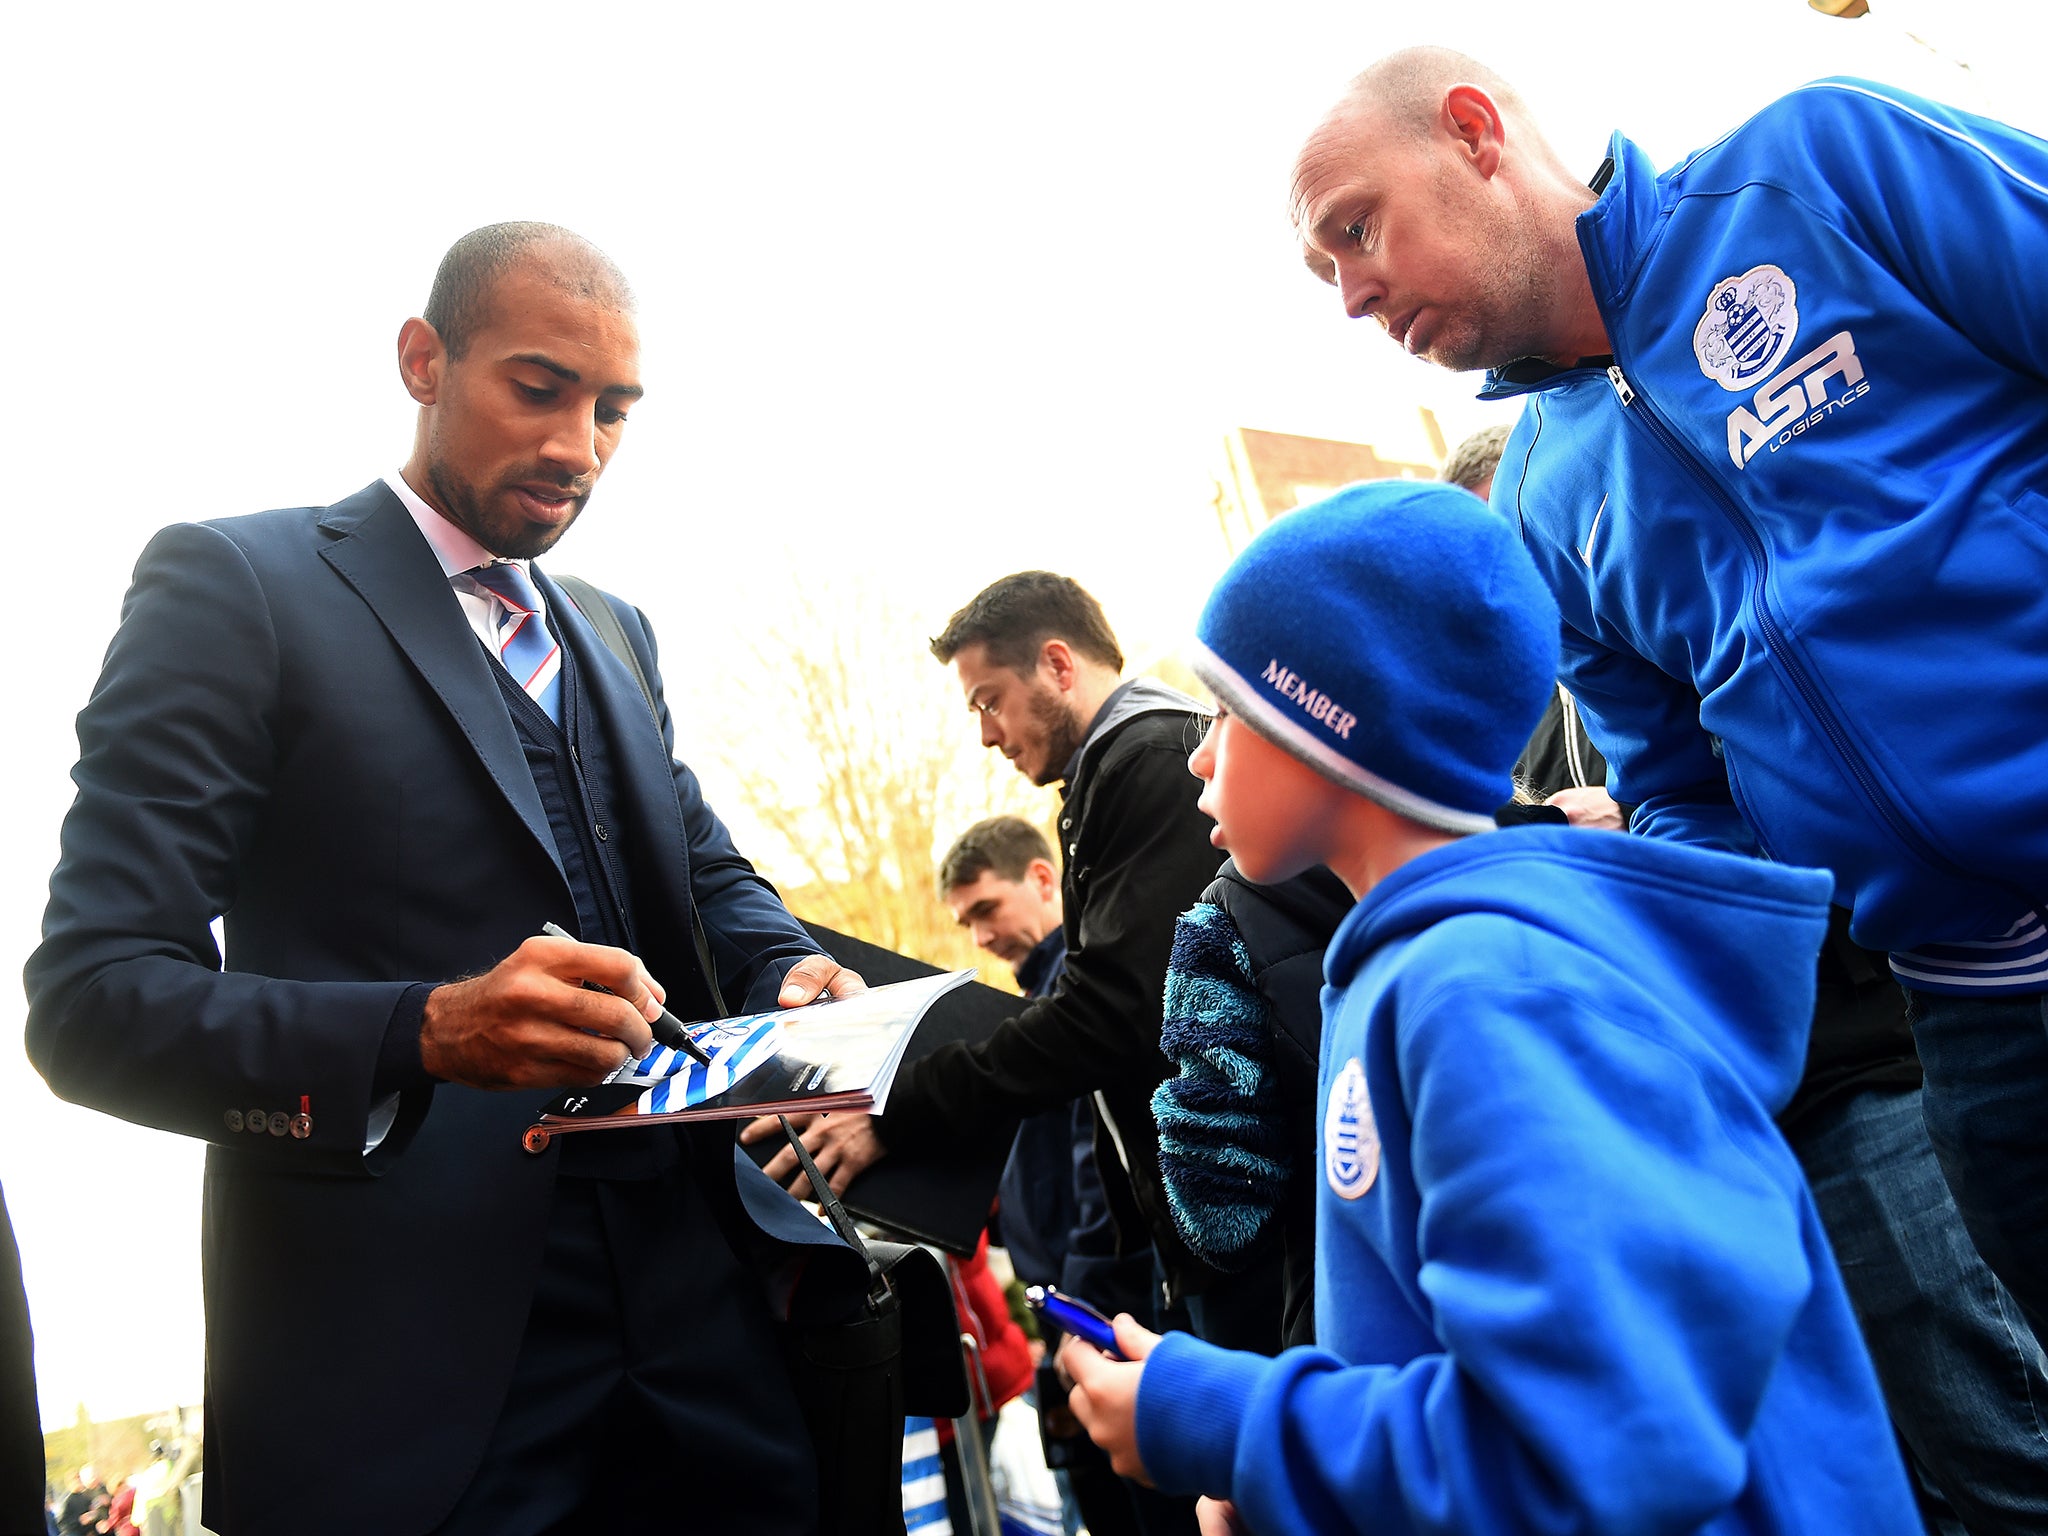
{"left": 529, "top": 968, "right": 974, "bottom": 1141}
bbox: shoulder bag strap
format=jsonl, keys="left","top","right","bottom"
{"left": 558, "top": 574, "right": 884, "bottom": 1297}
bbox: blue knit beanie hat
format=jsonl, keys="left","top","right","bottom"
{"left": 1190, "top": 479, "right": 1560, "bottom": 834}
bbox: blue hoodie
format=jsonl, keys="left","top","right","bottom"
{"left": 1135, "top": 827, "right": 1918, "bottom": 1535}
{"left": 1480, "top": 80, "right": 2048, "bottom": 957}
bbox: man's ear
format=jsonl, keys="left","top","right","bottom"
{"left": 1027, "top": 857, "right": 1059, "bottom": 900}
{"left": 1040, "top": 638, "right": 1079, "bottom": 694}
{"left": 1442, "top": 83, "right": 1506, "bottom": 179}
{"left": 397, "top": 317, "right": 447, "bottom": 406}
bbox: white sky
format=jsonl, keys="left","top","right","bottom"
{"left": 3, "top": 0, "right": 2039, "bottom": 1428}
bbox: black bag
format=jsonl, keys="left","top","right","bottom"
{"left": 557, "top": 575, "right": 969, "bottom": 1533}
{"left": 776, "top": 1123, "right": 969, "bottom": 1534}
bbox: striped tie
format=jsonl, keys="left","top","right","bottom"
{"left": 468, "top": 562, "right": 562, "bottom": 723}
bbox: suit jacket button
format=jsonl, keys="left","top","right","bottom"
{"left": 290, "top": 1114, "right": 313, "bottom": 1140}
{"left": 246, "top": 1108, "right": 267, "bottom": 1134}
{"left": 594, "top": 822, "right": 609, "bottom": 841}
{"left": 224, "top": 1109, "right": 244, "bottom": 1133}
{"left": 266, "top": 1111, "right": 290, "bottom": 1137}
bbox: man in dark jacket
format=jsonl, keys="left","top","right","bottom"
{"left": 936, "top": 815, "right": 1186, "bottom": 1536}
{"left": 0, "top": 1183, "right": 41, "bottom": 1536}
{"left": 55, "top": 1470, "right": 101, "bottom": 1536}
{"left": 25, "top": 224, "right": 869, "bottom": 1535}
{"left": 935, "top": 814, "right": 1141, "bottom": 1320}
{"left": 763, "top": 572, "right": 1224, "bottom": 1311}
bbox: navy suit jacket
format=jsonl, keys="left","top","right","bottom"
{"left": 25, "top": 482, "right": 858, "bottom": 1534}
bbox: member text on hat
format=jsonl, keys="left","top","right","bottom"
{"left": 1262, "top": 659, "right": 1357, "bottom": 740}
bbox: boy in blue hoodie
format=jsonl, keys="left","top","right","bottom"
{"left": 1062, "top": 479, "right": 1919, "bottom": 1535}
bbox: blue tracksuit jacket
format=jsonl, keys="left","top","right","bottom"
{"left": 1134, "top": 828, "right": 1918, "bottom": 1535}
{"left": 1483, "top": 79, "right": 2048, "bottom": 955}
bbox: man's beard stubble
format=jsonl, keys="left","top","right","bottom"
{"left": 426, "top": 459, "right": 586, "bottom": 561}
{"left": 1425, "top": 250, "right": 1548, "bottom": 376}
{"left": 1423, "top": 165, "right": 1556, "bottom": 374}
{"left": 1027, "top": 685, "right": 1090, "bottom": 788}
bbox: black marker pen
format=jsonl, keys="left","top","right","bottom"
{"left": 540, "top": 921, "right": 714, "bottom": 1067}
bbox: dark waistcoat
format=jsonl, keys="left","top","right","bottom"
{"left": 495, "top": 631, "right": 676, "bottom": 1179}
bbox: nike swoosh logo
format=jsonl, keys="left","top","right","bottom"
{"left": 1578, "top": 494, "right": 1609, "bottom": 567}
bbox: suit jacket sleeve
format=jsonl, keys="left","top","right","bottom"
{"left": 24, "top": 522, "right": 423, "bottom": 1172}
{"left": 618, "top": 601, "right": 817, "bottom": 1015}
{"left": 876, "top": 735, "right": 1222, "bottom": 1157}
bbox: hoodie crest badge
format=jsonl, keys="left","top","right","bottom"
{"left": 1694, "top": 264, "right": 1799, "bottom": 390}
{"left": 1325, "top": 1057, "right": 1379, "bottom": 1200}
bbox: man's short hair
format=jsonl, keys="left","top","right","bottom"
{"left": 422, "top": 221, "right": 633, "bottom": 361}
{"left": 930, "top": 571, "right": 1124, "bottom": 674}
{"left": 937, "top": 815, "right": 1056, "bottom": 896}
{"left": 1440, "top": 424, "right": 1511, "bottom": 494}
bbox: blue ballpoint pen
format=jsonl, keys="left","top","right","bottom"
{"left": 1024, "top": 1285, "right": 1128, "bottom": 1359}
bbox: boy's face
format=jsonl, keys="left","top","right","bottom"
{"left": 1189, "top": 706, "right": 1350, "bottom": 885}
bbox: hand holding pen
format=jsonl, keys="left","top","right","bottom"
{"left": 1056, "top": 1303, "right": 1164, "bottom": 1488}
{"left": 1025, "top": 1286, "right": 1128, "bottom": 1359}
{"left": 540, "top": 922, "right": 713, "bottom": 1066}
{"left": 417, "top": 927, "right": 684, "bottom": 1091}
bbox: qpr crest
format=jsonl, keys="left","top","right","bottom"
{"left": 1324, "top": 1057, "right": 1380, "bottom": 1200}
{"left": 1693, "top": 263, "right": 1800, "bottom": 391}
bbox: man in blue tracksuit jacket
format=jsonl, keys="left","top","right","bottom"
{"left": 1060, "top": 481, "right": 1919, "bottom": 1535}
{"left": 1287, "top": 44, "right": 2048, "bottom": 1344}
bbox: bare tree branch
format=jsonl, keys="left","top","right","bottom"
{"left": 717, "top": 589, "right": 1056, "bottom": 988}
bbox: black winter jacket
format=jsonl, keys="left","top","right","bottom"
{"left": 877, "top": 681, "right": 1224, "bottom": 1293}
{"left": 1201, "top": 859, "right": 1354, "bottom": 1347}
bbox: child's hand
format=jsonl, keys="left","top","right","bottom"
{"left": 1059, "top": 1313, "right": 1161, "bottom": 1483}
{"left": 1197, "top": 1498, "right": 1248, "bottom": 1535}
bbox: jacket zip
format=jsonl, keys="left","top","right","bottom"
{"left": 1599, "top": 361, "right": 1970, "bottom": 883}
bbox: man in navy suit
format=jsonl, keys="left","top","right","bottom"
{"left": 25, "top": 223, "right": 868, "bottom": 1535}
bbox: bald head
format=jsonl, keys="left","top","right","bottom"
{"left": 1288, "top": 47, "right": 1606, "bottom": 372}
{"left": 1293, "top": 47, "right": 1558, "bottom": 231}
{"left": 422, "top": 222, "right": 634, "bottom": 361}
{"left": 1337, "top": 48, "right": 1534, "bottom": 143}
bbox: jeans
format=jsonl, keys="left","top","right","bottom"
{"left": 1791, "top": 1083, "right": 2048, "bottom": 1535}
{"left": 1907, "top": 988, "right": 2048, "bottom": 1345}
